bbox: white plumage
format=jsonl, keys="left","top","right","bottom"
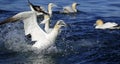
{"left": 27, "top": 1, "right": 57, "bottom": 33}
{"left": 61, "top": 2, "right": 79, "bottom": 13}
{"left": 29, "top": 2, "right": 57, "bottom": 33}
{"left": 40, "top": 15, "right": 53, "bottom": 33}
{"left": 95, "top": 19, "right": 118, "bottom": 29}
{"left": 0, "top": 11, "right": 66, "bottom": 49}
{"left": 47, "top": 3, "right": 57, "bottom": 17}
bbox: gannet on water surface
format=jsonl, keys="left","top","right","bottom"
{"left": 0, "top": 11, "right": 66, "bottom": 50}
{"left": 94, "top": 19, "right": 120, "bottom": 29}
{"left": 61, "top": 2, "right": 80, "bottom": 14}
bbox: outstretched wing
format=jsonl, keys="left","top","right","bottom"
{"left": 0, "top": 11, "right": 47, "bottom": 42}
{"left": 0, "top": 13, "right": 21, "bottom": 25}
{"left": 22, "top": 11, "right": 47, "bottom": 41}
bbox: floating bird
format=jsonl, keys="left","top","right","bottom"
{"left": 60, "top": 2, "right": 80, "bottom": 14}
{"left": 94, "top": 19, "right": 120, "bottom": 29}
{"left": 0, "top": 11, "right": 66, "bottom": 49}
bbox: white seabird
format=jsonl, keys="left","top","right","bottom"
{"left": 40, "top": 15, "right": 62, "bottom": 33}
{"left": 47, "top": 3, "right": 57, "bottom": 17}
{"left": 94, "top": 19, "right": 119, "bottom": 29}
{"left": 0, "top": 11, "right": 66, "bottom": 50}
{"left": 61, "top": 2, "right": 80, "bottom": 14}
{"left": 40, "top": 4, "right": 56, "bottom": 33}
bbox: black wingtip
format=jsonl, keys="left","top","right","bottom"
{"left": 42, "top": 11, "right": 50, "bottom": 16}
{"left": 0, "top": 17, "right": 19, "bottom": 25}
{"left": 27, "top": 0, "right": 32, "bottom": 5}
{"left": 0, "top": 18, "right": 12, "bottom": 25}
{"left": 27, "top": 0, "right": 30, "bottom": 3}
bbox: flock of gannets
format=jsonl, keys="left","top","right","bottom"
{"left": 0, "top": 0, "right": 120, "bottom": 50}
{"left": 0, "top": 0, "right": 66, "bottom": 50}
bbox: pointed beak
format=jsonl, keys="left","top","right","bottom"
{"left": 52, "top": 4, "right": 58, "bottom": 7}
{"left": 63, "top": 23, "right": 67, "bottom": 27}
{"left": 77, "top": 4, "right": 80, "bottom": 6}
{"left": 61, "top": 22, "right": 67, "bottom": 27}
{"left": 57, "top": 20, "right": 67, "bottom": 27}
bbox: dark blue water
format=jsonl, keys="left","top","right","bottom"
{"left": 0, "top": 0, "right": 120, "bottom": 64}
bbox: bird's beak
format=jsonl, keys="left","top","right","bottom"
{"left": 63, "top": 23, "right": 67, "bottom": 27}
{"left": 56, "top": 5, "right": 63, "bottom": 9}
{"left": 58, "top": 20, "right": 67, "bottom": 27}
{"left": 61, "top": 22, "right": 67, "bottom": 27}
{"left": 62, "top": 22, "right": 67, "bottom": 27}
{"left": 52, "top": 4, "right": 58, "bottom": 7}
{"left": 77, "top": 4, "right": 80, "bottom": 6}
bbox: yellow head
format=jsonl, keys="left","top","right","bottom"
{"left": 54, "top": 20, "right": 66, "bottom": 30}
{"left": 95, "top": 19, "right": 104, "bottom": 26}
{"left": 48, "top": 3, "right": 57, "bottom": 8}
{"left": 72, "top": 2, "right": 79, "bottom": 12}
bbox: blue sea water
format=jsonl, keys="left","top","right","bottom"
{"left": 0, "top": 0, "right": 120, "bottom": 64}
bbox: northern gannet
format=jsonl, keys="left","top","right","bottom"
{"left": 0, "top": 11, "right": 66, "bottom": 49}
{"left": 94, "top": 19, "right": 120, "bottom": 29}
{"left": 47, "top": 3, "right": 57, "bottom": 17}
{"left": 40, "top": 3, "right": 57, "bottom": 33}
{"left": 61, "top": 2, "right": 79, "bottom": 14}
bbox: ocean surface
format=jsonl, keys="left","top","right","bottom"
{"left": 0, "top": 0, "right": 120, "bottom": 64}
